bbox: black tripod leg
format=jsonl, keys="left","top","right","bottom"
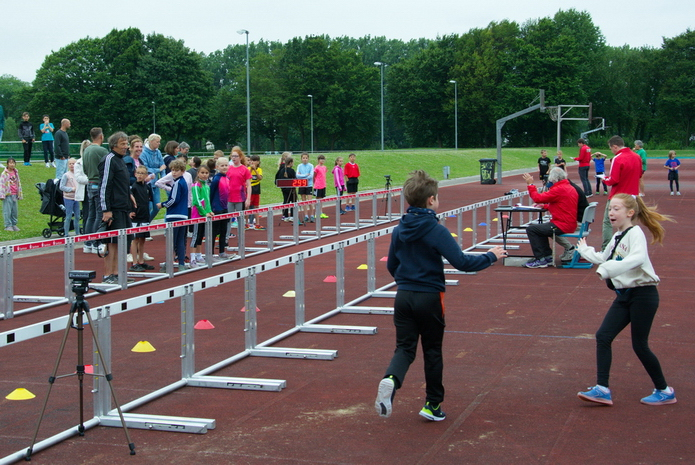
{"left": 82, "top": 306, "right": 136, "bottom": 455}
{"left": 25, "top": 309, "right": 77, "bottom": 461}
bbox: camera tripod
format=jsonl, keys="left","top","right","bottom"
{"left": 381, "top": 176, "right": 396, "bottom": 218}
{"left": 25, "top": 274, "right": 135, "bottom": 460}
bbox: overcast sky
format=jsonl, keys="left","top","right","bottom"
{"left": 2, "top": 0, "right": 693, "bottom": 83}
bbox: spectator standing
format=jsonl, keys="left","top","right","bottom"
{"left": 129, "top": 166, "right": 155, "bottom": 272}
{"left": 0, "top": 158, "right": 22, "bottom": 231}
{"left": 226, "top": 149, "right": 252, "bottom": 230}
{"left": 664, "top": 150, "right": 681, "bottom": 196}
{"left": 156, "top": 159, "right": 189, "bottom": 269}
{"left": 275, "top": 155, "right": 297, "bottom": 221}
{"left": 332, "top": 156, "right": 347, "bottom": 215}
{"left": 54, "top": 119, "right": 71, "bottom": 178}
{"left": 296, "top": 152, "right": 314, "bottom": 222}
{"left": 40, "top": 115, "right": 55, "bottom": 168}
{"left": 82, "top": 128, "right": 109, "bottom": 254}
{"left": 0, "top": 104, "right": 5, "bottom": 141}
{"left": 634, "top": 140, "right": 648, "bottom": 196}
{"left": 554, "top": 151, "right": 566, "bottom": 171}
{"left": 98, "top": 132, "right": 133, "bottom": 284}
{"left": 594, "top": 135, "right": 642, "bottom": 250}
{"left": 538, "top": 149, "right": 551, "bottom": 185}
{"left": 573, "top": 138, "right": 593, "bottom": 197}
{"left": 592, "top": 152, "right": 608, "bottom": 195}
{"left": 60, "top": 158, "right": 87, "bottom": 236}
{"left": 18, "top": 112, "right": 35, "bottom": 166}
{"left": 209, "top": 157, "right": 231, "bottom": 259}
{"left": 248, "top": 155, "right": 264, "bottom": 229}
{"left": 344, "top": 153, "right": 360, "bottom": 211}
{"left": 313, "top": 154, "right": 328, "bottom": 215}
{"left": 140, "top": 134, "right": 165, "bottom": 221}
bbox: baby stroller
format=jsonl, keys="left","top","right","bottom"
{"left": 35, "top": 179, "right": 67, "bottom": 238}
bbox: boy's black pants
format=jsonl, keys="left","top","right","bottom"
{"left": 385, "top": 290, "right": 446, "bottom": 404}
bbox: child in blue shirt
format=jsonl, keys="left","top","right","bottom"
{"left": 157, "top": 159, "right": 189, "bottom": 268}
{"left": 592, "top": 152, "right": 608, "bottom": 195}
{"left": 664, "top": 150, "right": 681, "bottom": 195}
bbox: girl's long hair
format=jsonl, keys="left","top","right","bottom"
{"left": 614, "top": 193, "right": 674, "bottom": 244}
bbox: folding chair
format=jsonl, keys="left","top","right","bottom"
{"left": 553, "top": 202, "right": 598, "bottom": 269}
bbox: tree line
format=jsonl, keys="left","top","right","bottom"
{"left": 1, "top": 9, "right": 693, "bottom": 152}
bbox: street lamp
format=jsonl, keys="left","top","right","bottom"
{"left": 152, "top": 101, "right": 156, "bottom": 134}
{"left": 307, "top": 94, "right": 314, "bottom": 153}
{"left": 449, "top": 80, "right": 458, "bottom": 150}
{"left": 237, "top": 29, "right": 251, "bottom": 153}
{"left": 374, "top": 61, "right": 387, "bottom": 151}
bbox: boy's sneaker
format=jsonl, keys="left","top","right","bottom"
{"left": 577, "top": 385, "right": 613, "bottom": 405}
{"left": 309, "top": 216, "right": 315, "bottom": 223}
{"left": 143, "top": 252, "right": 154, "bottom": 261}
{"left": 320, "top": 213, "right": 329, "bottom": 219}
{"left": 83, "top": 245, "right": 95, "bottom": 254}
{"left": 640, "top": 387, "right": 677, "bottom": 405}
{"left": 419, "top": 402, "right": 446, "bottom": 421}
{"left": 523, "top": 257, "right": 552, "bottom": 269}
{"left": 126, "top": 253, "right": 133, "bottom": 263}
{"left": 254, "top": 224, "right": 266, "bottom": 230}
{"left": 375, "top": 377, "right": 396, "bottom": 418}
{"left": 129, "top": 264, "right": 145, "bottom": 272}
{"left": 102, "top": 274, "right": 118, "bottom": 284}
{"left": 670, "top": 192, "right": 675, "bottom": 196}
{"left": 560, "top": 247, "right": 576, "bottom": 262}
{"left": 141, "top": 263, "right": 155, "bottom": 270}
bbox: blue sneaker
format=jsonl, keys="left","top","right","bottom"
{"left": 419, "top": 402, "right": 446, "bottom": 421}
{"left": 640, "top": 388, "right": 677, "bottom": 405}
{"left": 578, "top": 385, "right": 613, "bottom": 405}
{"left": 523, "top": 257, "right": 552, "bottom": 269}
{"left": 375, "top": 377, "right": 395, "bottom": 418}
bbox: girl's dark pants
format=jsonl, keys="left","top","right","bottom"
{"left": 595, "top": 285, "right": 667, "bottom": 390}
{"left": 385, "top": 290, "right": 445, "bottom": 404}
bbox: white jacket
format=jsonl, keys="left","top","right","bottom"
{"left": 577, "top": 225, "right": 659, "bottom": 289}
{"left": 71, "top": 159, "right": 89, "bottom": 202}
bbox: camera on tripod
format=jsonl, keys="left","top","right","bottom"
{"left": 383, "top": 175, "right": 391, "bottom": 181}
{"left": 69, "top": 270, "right": 96, "bottom": 294}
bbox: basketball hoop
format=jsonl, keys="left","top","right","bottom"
{"left": 546, "top": 106, "right": 559, "bottom": 122}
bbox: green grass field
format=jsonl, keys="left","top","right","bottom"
{"left": 2, "top": 147, "right": 690, "bottom": 243}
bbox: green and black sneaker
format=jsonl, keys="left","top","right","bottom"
{"left": 419, "top": 402, "right": 446, "bottom": 421}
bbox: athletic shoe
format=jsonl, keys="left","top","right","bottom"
{"left": 604, "top": 191, "right": 608, "bottom": 195}
{"left": 578, "top": 385, "right": 613, "bottom": 405}
{"left": 560, "top": 247, "right": 576, "bottom": 262}
{"left": 304, "top": 215, "right": 309, "bottom": 223}
{"left": 190, "top": 259, "right": 197, "bottom": 268}
{"left": 12, "top": 225, "right": 20, "bottom": 231}
{"left": 640, "top": 388, "right": 677, "bottom": 405}
{"left": 129, "top": 264, "right": 145, "bottom": 272}
{"left": 126, "top": 254, "right": 133, "bottom": 263}
{"left": 51, "top": 161, "right": 56, "bottom": 168}
{"left": 143, "top": 252, "right": 154, "bottom": 261}
{"left": 102, "top": 274, "right": 118, "bottom": 284}
{"left": 670, "top": 192, "right": 674, "bottom": 196}
{"left": 141, "top": 263, "right": 155, "bottom": 270}
{"left": 83, "top": 245, "right": 95, "bottom": 254}
{"left": 375, "top": 377, "right": 396, "bottom": 418}
{"left": 419, "top": 402, "right": 446, "bottom": 421}
{"left": 523, "top": 257, "right": 552, "bottom": 269}
{"left": 586, "top": 193, "right": 593, "bottom": 198}
{"left": 45, "top": 162, "right": 51, "bottom": 168}
{"left": 254, "top": 224, "right": 266, "bottom": 230}
{"left": 320, "top": 213, "right": 329, "bottom": 219}
{"left": 5, "top": 227, "right": 14, "bottom": 231}
{"left": 23, "top": 162, "right": 31, "bottom": 166}
{"left": 340, "top": 209, "right": 346, "bottom": 215}
{"left": 677, "top": 192, "right": 681, "bottom": 196}
{"left": 595, "top": 192, "right": 600, "bottom": 195}
{"left": 309, "top": 216, "right": 315, "bottom": 223}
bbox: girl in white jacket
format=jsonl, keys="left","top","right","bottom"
{"left": 576, "top": 193, "right": 676, "bottom": 407}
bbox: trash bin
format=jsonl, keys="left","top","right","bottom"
{"left": 478, "top": 158, "right": 497, "bottom": 185}
{"left": 442, "top": 166, "right": 450, "bottom": 180}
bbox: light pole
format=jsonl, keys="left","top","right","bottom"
{"left": 374, "top": 61, "right": 387, "bottom": 151}
{"left": 237, "top": 29, "right": 251, "bottom": 153}
{"left": 307, "top": 94, "right": 314, "bottom": 153}
{"left": 449, "top": 80, "right": 458, "bottom": 149}
{"left": 152, "top": 101, "right": 156, "bottom": 134}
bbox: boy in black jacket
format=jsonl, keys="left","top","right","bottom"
{"left": 375, "top": 170, "right": 506, "bottom": 421}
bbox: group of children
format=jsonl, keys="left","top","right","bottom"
{"left": 274, "top": 152, "right": 361, "bottom": 222}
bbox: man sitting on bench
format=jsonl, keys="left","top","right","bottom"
{"left": 521, "top": 168, "right": 578, "bottom": 269}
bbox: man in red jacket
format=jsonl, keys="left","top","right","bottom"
{"left": 594, "top": 135, "right": 642, "bottom": 249}
{"left": 521, "top": 167, "right": 578, "bottom": 268}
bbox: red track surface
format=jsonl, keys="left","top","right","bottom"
{"left": 1, "top": 160, "right": 693, "bottom": 464}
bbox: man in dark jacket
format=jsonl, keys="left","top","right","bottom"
{"left": 18, "top": 112, "right": 35, "bottom": 165}
{"left": 98, "top": 131, "right": 133, "bottom": 284}
{"left": 53, "top": 118, "right": 71, "bottom": 178}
